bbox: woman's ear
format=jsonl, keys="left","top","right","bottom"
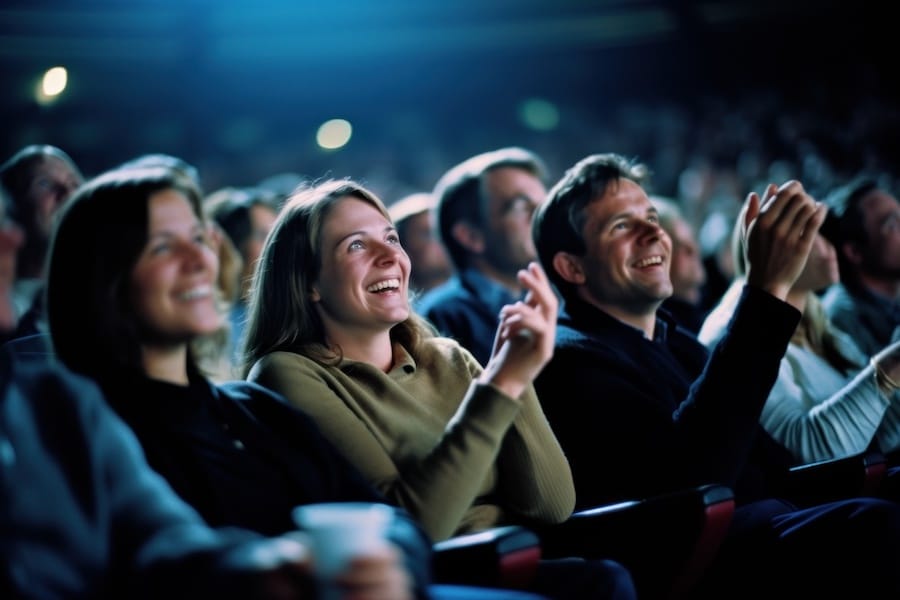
{"left": 310, "top": 286, "right": 321, "bottom": 302}
{"left": 451, "top": 221, "right": 485, "bottom": 254}
{"left": 552, "top": 251, "right": 586, "bottom": 285}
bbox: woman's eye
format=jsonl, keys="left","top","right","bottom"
{"left": 348, "top": 240, "right": 364, "bottom": 250}
{"left": 387, "top": 233, "right": 401, "bottom": 244}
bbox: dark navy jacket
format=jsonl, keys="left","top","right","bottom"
{"left": 534, "top": 285, "right": 799, "bottom": 509}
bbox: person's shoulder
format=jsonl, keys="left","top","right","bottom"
{"left": 821, "top": 283, "right": 854, "bottom": 312}
{"left": 555, "top": 300, "right": 635, "bottom": 347}
{"left": 828, "top": 324, "right": 870, "bottom": 363}
{"left": 251, "top": 350, "right": 319, "bottom": 373}
{"left": 418, "top": 335, "right": 464, "bottom": 357}
{"left": 550, "top": 323, "right": 624, "bottom": 372}
{"left": 697, "top": 280, "right": 744, "bottom": 347}
{"left": 697, "top": 303, "right": 730, "bottom": 347}
{"left": 1, "top": 351, "right": 105, "bottom": 417}
{"left": 416, "top": 335, "right": 482, "bottom": 371}
{"left": 554, "top": 320, "right": 589, "bottom": 348}
{"left": 416, "top": 278, "right": 472, "bottom": 313}
{"left": 3, "top": 351, "right": 78, "bottom": 388}
{"left": 217, "top": 378, "right": 283, "bottom": 403}
{"left": 247, "top": 351, "right": 338, "bottom": 393}
{"left": 215, "top": 378, "right": 320, "bottom": 428}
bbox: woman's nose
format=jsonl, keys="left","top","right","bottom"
{"left": 375, "top": 241, "right": 402, "bottom": 261}
{"left": 180, "top": 239, "right": 213, "bottom": 268}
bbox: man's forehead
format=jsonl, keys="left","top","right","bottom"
{"left": 861, "top": 189, "right": 900, "bottom": 212}
{"left": 484, "top": 166, "right": 542, "bottom": 193}
{"left": 33, "top": 157, "right": 78, "bottom": 179}
{"left": 591, "top": 180, "right": 651, "bottom": 210}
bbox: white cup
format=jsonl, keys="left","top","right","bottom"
{"left": 292, "top": 502, "right": 394, "bottom": 599}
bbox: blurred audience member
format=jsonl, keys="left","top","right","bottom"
{"left": 417, "top": 148, "right": 548, "bottom": 366}
{"left": 118, "top": 152, "right": 201, "bottom": 184}
{"left": 196, "top": 220, "right": 244, "bottom": 381}
{"left": 205, "top": 186, "right": 280, "bottom": 366}
{"left": 699, "top": 213, "right": 900, "bottom": 465}
{"left": 697, "top": 209, "right": 736, "bottom": 315}
{"left": 652, "top": 195, "right": 708, "bottom": 333}
{"left": 821, "top": 176, "right": 900, "bottom": 356}
{"left": 257, "top": 172, "right": 306, "bottom": 207}
{"left": 0, "top": 187, "right": 24, "bottom": 344}
{"left": 388, "top": 192, "right": 452, "bottom": 300}
{"left": 117, "top": 154, "right": 239, "bottom": 381}
{"left": 0, "top": 144, "right": 83, "bottom": 332}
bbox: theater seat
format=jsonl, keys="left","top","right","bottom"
{"left": 433, "top": 525, "right": 541, "bottom": 590}
{"left": 533, "top": 483, "right": 735, "bottom": 600}
{"left": 776, "top": 450, "right": 887, "bottom": 506}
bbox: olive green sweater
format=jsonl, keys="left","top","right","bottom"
{"left": 248, "top": 336, "right": 575, "bottom": 542}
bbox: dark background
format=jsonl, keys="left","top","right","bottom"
{"left": 1, "top": 0, "right": 894, "bottom": 201}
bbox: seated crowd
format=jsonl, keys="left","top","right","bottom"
{"left": 2, "top": 139, "right": 899, "bottom": 599}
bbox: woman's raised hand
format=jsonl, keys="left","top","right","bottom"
{"left": 480, "top": 262, "right": 558, "bottom": 399}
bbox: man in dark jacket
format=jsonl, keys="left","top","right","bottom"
{"left": 532, "top": 152, "right": 900, "bottom": 598}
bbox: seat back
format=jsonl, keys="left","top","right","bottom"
{"left": 535, "top": 483, "right": 735, "bottom": 600}
{"left": 666, "top": 485, "right": 735, "bottom": 599}
{"left": 780, "top": 450, "right": 887, "bottom": 506}
{"left": 433, "top": 525, "right": 541, "bottom": 590}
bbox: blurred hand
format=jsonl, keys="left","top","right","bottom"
{"left": 742, "top": 180, "right": 827, "bottom": 301}
{"left": 247, "top": 535, "right": 315, "bottom": 599}
{"left": 332, "top": 544, "right": 412, "bottom": 600}
{"left": 480, "top": 262, "right": 558, "bottom": 399}
{"left": 251, "top": 538, "right": 412, "bottom": 600}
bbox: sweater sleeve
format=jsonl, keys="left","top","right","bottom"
{"left": 494, "top": 383, "right": 575, "bottom": 521}
{"left": 760, "top": 356, "right": 891, "bottom": 464}
{"left": 671, "top": 285, "right": 801, "bottom": 462}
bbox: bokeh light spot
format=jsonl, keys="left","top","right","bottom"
{"left": 42, "top": 66, "right": 68, "bottom": 96}
{"left": 518, "top": 98, "right": 559, "bottom": 131}
{"left": 36, "top": 66, "right": 68, "bottom": 105}
{"left": 316, "top": 119, "right": 353, "bottom": 150}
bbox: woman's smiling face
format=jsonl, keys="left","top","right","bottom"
{"left": 311, "top": 195, "right": 411, "bottom": 338}
{"left": 128, "top": 188, "right": 222, "bottom": 343}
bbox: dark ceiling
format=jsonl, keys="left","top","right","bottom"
{"left": 0, "top": 0, "right": 890, "bottom": 192}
